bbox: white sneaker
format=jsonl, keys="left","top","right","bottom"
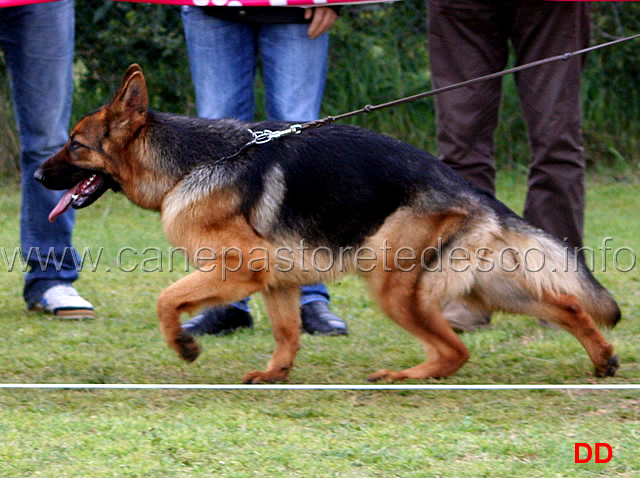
{"left": 29, "top": 284, "right": 94, "bottom": 319}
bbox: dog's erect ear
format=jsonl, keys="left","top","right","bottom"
{"left": 110, "top": 64, "right": 148, "bottom": 129}
{"left": 121, "top": 64, "right": 143, "bottom": 87}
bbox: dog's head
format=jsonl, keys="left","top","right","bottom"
{"left": 35, "top": 64, "right": 149, "bottom": 222}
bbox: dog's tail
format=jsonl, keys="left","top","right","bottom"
{"left": 572, "top": 259, "right": 621, "bottom": 328}
{"left": 512, "top": 229, "right": 621, "bottom": 329}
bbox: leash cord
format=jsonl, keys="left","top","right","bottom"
{"left": 220, "top": 32, "right": 640, "bottom": 155}
{"left": 300, "top": 32, "right": 640, "bottom": 131}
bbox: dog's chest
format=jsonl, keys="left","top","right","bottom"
{"left": 160, "top": 182, "right": 245, "bottom": 250}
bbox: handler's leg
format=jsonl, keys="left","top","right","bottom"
{"left": 512, "top": 1, "right": 590, "bottom": 251}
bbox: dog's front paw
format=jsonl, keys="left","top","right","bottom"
{"left": 174, "top": 331, "right": 200, "bottom": 362}
{"left": 594, "top": 354, "right": 619, "bottom": 378}
{"left": 241, "top": 368, "right": 289, "bottom": 384}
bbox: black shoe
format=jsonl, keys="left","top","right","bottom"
{"left": 182, "top": 305, "right": 253, "bottom": 336}
{"left": 301, "top": 301, "right": 348, "bottom": 336}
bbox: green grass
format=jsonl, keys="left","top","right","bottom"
{"left": 1, "top": 173, "right": 639, "bottom": 476}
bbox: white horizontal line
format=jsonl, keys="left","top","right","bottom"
{"left": 0, "top": 384, "right": 638, "bottom": 390}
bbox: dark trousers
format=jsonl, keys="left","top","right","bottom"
{"left": 428, "top": 0, "right": 590, "bottom": 250}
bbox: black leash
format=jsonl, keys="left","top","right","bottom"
{"left": 224, "top": 32, "right": 640, "bottom": 154}
{"left": 300, "top": 32, "right": 640, "bottom": 132}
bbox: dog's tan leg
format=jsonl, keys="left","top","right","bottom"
{"left": 530, "top": 293, "right": 619, "bottom": 377}
{"left": 156, "top": 269, "right": 264, "bottom": 362}
{"left": 367, "top": 272, "right": 470, "bottom": 382}
{"left": 241, "top": 287, "right": 301, "bottom": 384}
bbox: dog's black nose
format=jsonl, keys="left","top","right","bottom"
{"left": 33, "top": 168, "right": 45, "bottom": 183}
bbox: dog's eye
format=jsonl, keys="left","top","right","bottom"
{"left": 69, "top": 140, "right": 83, "bottom": 152}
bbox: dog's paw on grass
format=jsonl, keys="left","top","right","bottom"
{"left": 595, "top": 354, "right": 620, "bottom": 377}
{"left": 241, "top": 368, "right": 290, "bottom": 384}
{"left": 175, "top": 331, "right": 200, "bottom": 362}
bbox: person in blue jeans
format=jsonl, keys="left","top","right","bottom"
{"left": 180, "top": 5, "right": 347, "bottom": 336}
{"left": 1, "top": 0, "right": 93, "bottom": 319}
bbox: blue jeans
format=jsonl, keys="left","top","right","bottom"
{"left": 182, "top": 6, "right": 329, "bottom": 122}
{"left": 0, "top": 0, "right": 77, "bottom": 305}
{"left": 182, "top": 6, "right": 330, "bottom": 310}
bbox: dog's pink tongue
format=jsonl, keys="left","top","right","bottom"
{"left": 48, "top": 183, "right": 81, "bottom": 223}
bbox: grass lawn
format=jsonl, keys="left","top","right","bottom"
{"left": 0, "top": 172, "right": 638, "bottom": 477}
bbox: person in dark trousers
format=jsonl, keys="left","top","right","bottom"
{"left": 180, "top": 4, "right": 347, "bottom": 337}
{"left": 427, "top": 0, "right": 590, "bottom": 331}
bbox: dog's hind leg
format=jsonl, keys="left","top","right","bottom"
{"left": 242, "top": 287, "right": 302, "bottom": 384}
{"left": 366, "top": 272, "right": 470, "bottom": 382}
{"left": 527, "top": 292, "right": 619, "bottom": 377}
{"left": 156, "top": 269, "right": 264, "bottom": 363}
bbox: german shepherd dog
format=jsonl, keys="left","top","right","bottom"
{"left": 36, "top": 65, "right": 620, "bottom": 383}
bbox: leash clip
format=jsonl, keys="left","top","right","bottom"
{"left": 248, "top": 124, "right": 303, "bottom": 145}
{"left": 218, "top": 124, "right": 304, "bottom": 164}
{"left": 250, "top": 129, "right": 275, "bottom": 144}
